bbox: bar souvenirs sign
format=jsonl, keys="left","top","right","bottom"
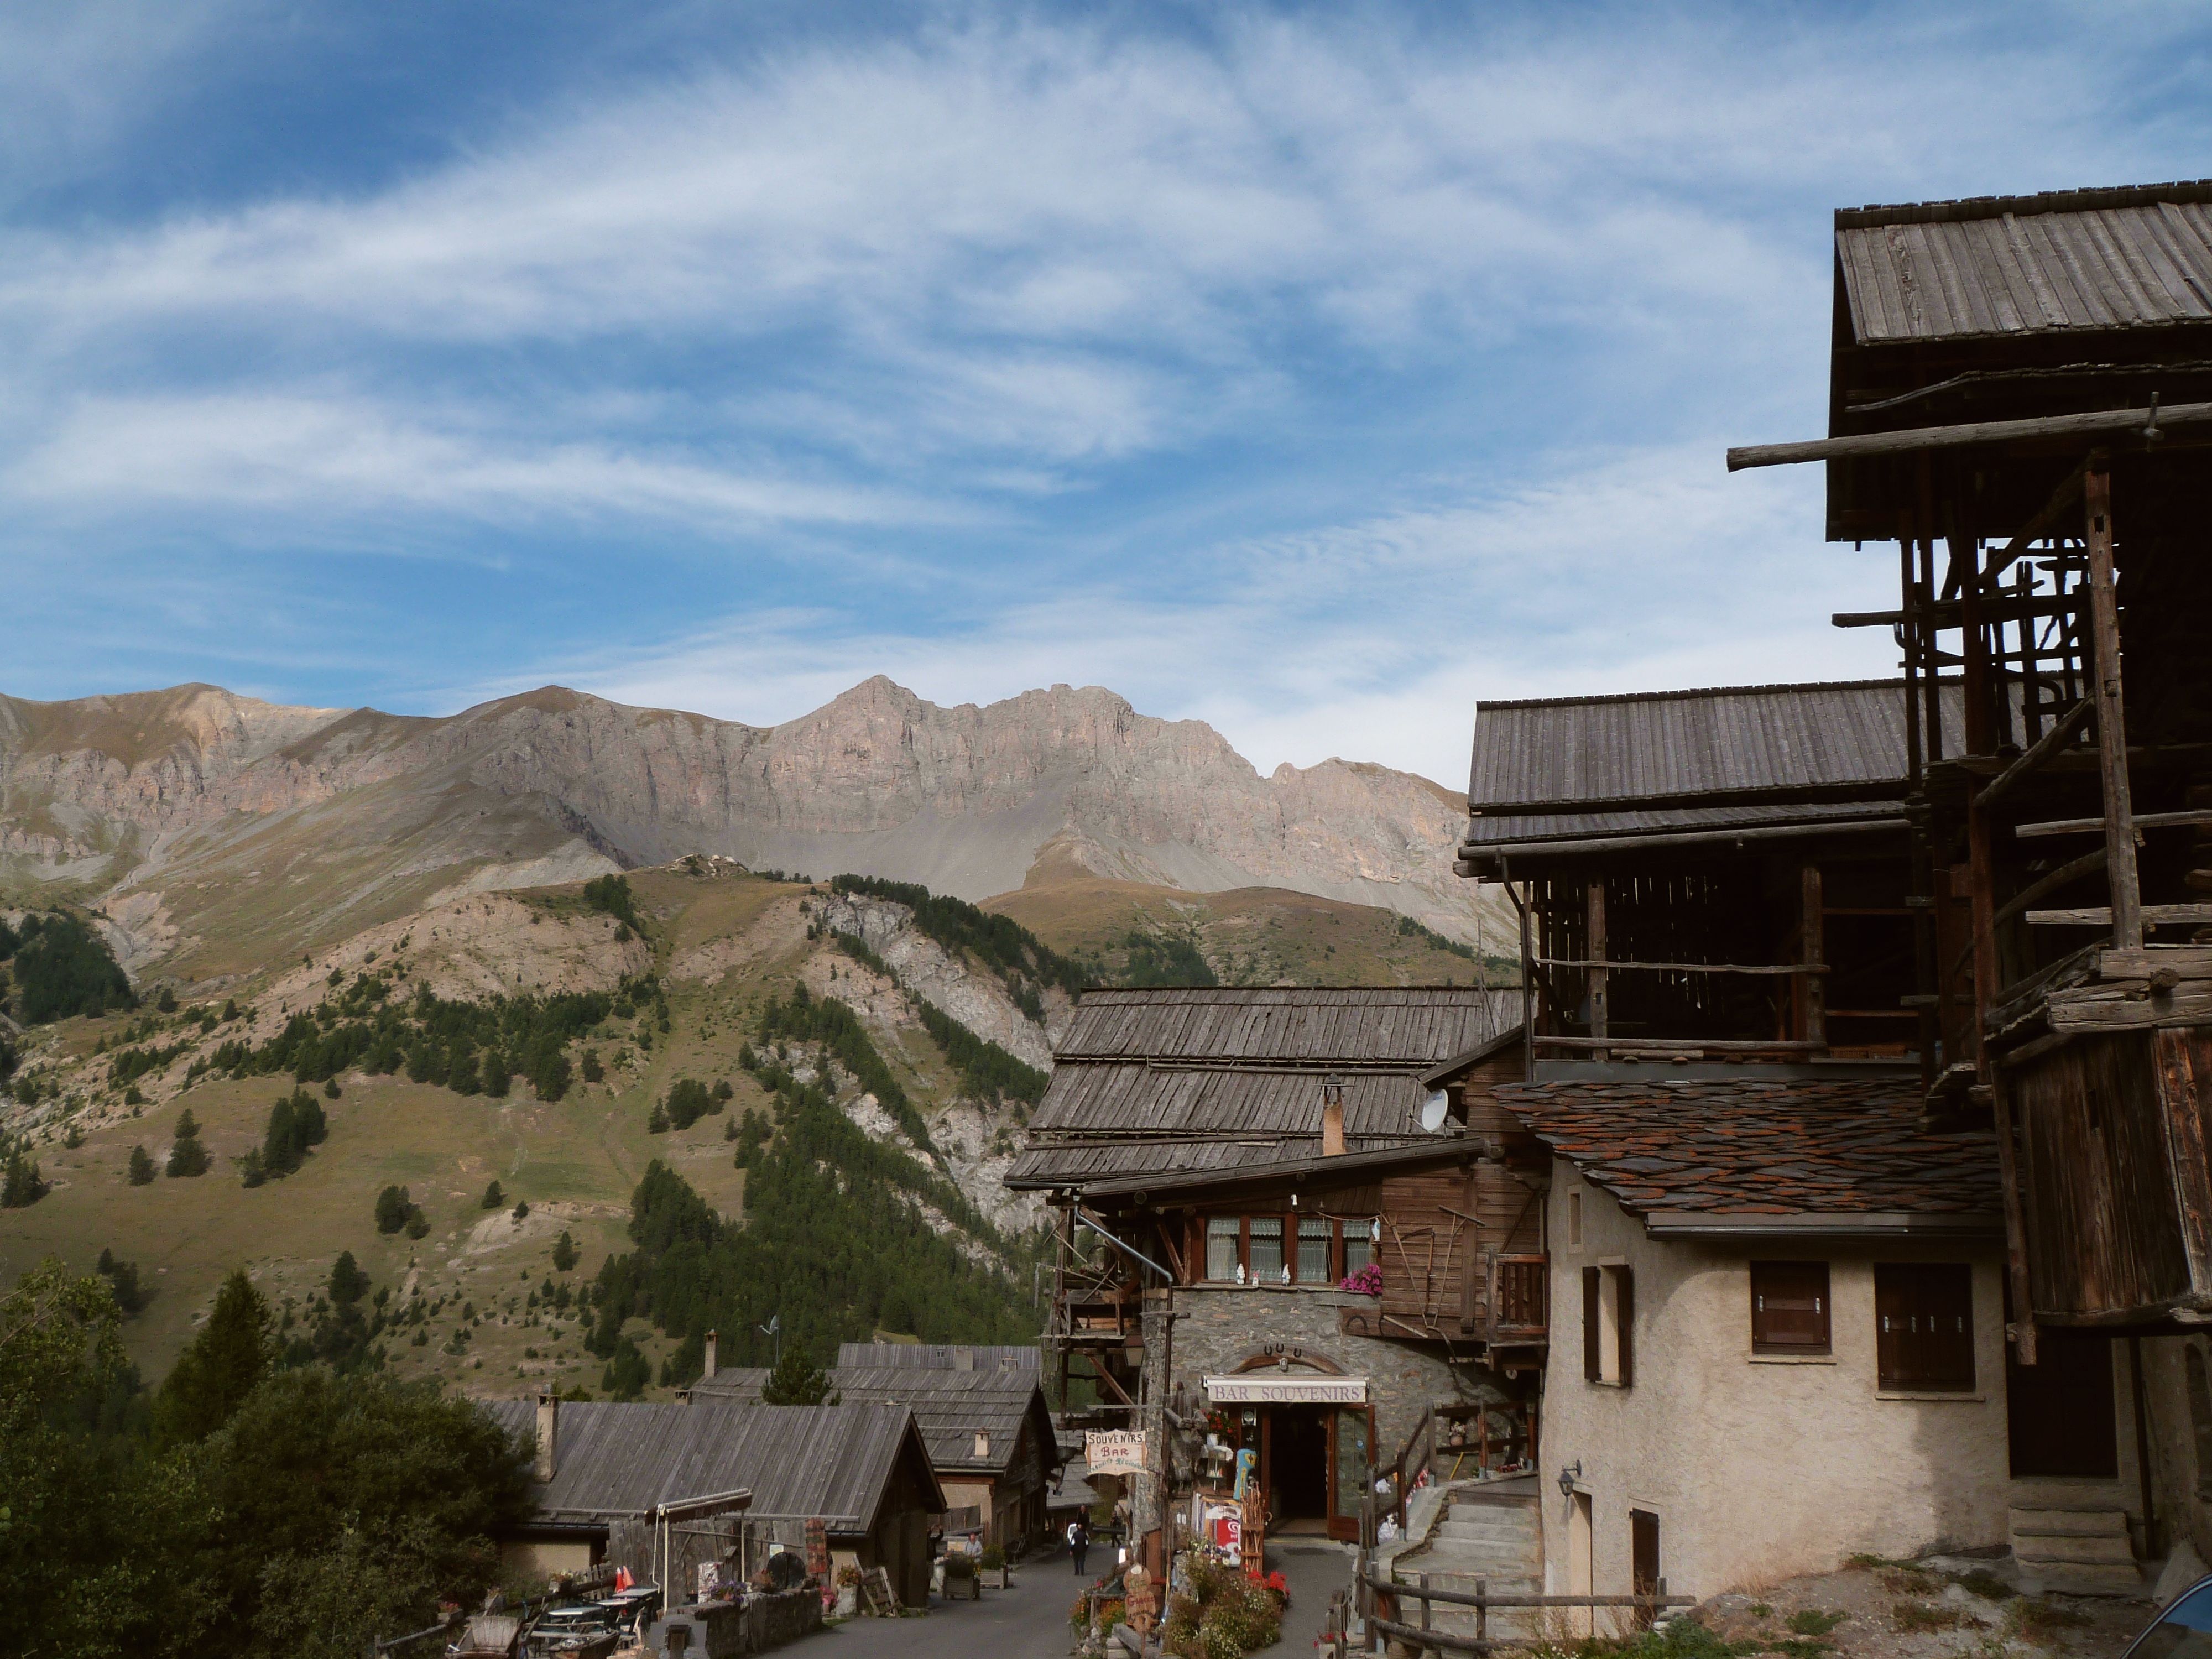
{"left": 1204, "top": 1374, "right": 1368, "bottom": 1404}
{"left": 1086, "top": 1430, "right": 1151, "bottom": 1476}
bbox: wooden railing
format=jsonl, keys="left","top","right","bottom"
{"left": 1344, "top": 1566, "right": 1694, "bottom": 1656}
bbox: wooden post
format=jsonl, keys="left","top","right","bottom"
{"left": 1800, "top": 866, "right": 1824, "bottom": 1050}
{"left": 1967, "top": 793, "right": 2000, "bottom": 1076}
{"left": 2084, "top": 466, "right": 2142, "bottom": 948}
{"left": 1955, "top": 534, "right": 1992, "bottom": 756}
{"left": 1990, "top": 1068, "right": 2038, "bottom": 1366}
{"left": 1587, "top": 879, "right": 1608, "bottom": 1061}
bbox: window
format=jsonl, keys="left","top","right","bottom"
{"left": 1342, "top": 1218, "right": 1376, "bottom": 1277}
{"left": 1249, "top": 1217, "right": 1286, "bottom": 1282}
{"left": 1568, "top": 1191, "right": 1583, "bottom": 1249}
{"left": 1751, "top": 1261, "right": 1830, "bottom": 1354}
{"left": 1298, "top": 1217, "right": 1332, "bottom": 1283}
{"left": 1202, "top": 1212, "right": 1375, "bottom": 1283}
{"left": 1206, "top": 1217, "right": 1241, "bottom": 1282}
{"left": 1582, "top": 1264, "right": 1633, "bottom": 1386}
{"left": 1875, "top": 1263, "right": 1975, "bottom": 1391}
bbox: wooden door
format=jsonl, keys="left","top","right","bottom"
{"left": 1630, "top": 1510, "right": 1660, "bottom": 1629}
{"left": 2008, "top": 1327, "right": 2117, "bottom": 1478}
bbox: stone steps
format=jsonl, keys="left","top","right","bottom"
{"left": 2008, "top": 1504, "right": 2142, "bottom": 1598}
{"left": 1399, "top": 1489, "right": 1544, "bottom": 1638}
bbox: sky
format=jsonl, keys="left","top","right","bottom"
{"left": 2, "top": 2, "right": 2208, "bottom": 786}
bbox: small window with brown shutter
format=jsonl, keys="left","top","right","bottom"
{"left": 1875, "top": 1262, "right": 1975, "bottom": 1392}
{"left": 1582, "top": 1267, "right": 1601, "bottom": 1381}
{"left": 1583, "top": 1264, "right": 1632, "bottom": 1386}
{"left": 1751, "top": 1261, "right": 1830, "bottom": 1355}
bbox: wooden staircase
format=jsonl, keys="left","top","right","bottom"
{"left": 2009, "top": 1504, "right": 2142, "bottom": 1596}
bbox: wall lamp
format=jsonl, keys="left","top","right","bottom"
{"left": 1557, "top": 1460, "right": 1583, "bottom": 1500}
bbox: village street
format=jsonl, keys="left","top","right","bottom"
{"left": 815, "top": 1542, "right": 1355, "bottom": 1656}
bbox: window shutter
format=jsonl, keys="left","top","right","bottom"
{"left": 1876, "top": 1263, "right": 1974, "bottom": 1391}
{"left": 1616, "top": 1267, "right": 1634, "bottom": 1388}
{"left": 1583, "top": 1267, "right": 1601, "bottom": 1381}
{"left": 1751, "top": 1261, "right": 1831, "bottom": 1353}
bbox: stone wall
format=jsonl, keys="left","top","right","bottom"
{"left": 1149, "top": 1284, "right": 1507, "bottom": 1475}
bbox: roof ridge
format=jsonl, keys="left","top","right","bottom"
{"left": 1475, "top": 677, "right": 1936, "bottom": 714}
{"left": 1837, "top": 179, "right": 2212, "bottom": 230}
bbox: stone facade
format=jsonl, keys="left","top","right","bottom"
{"left": 1132, "top": 1281, "right": 1514, "bottom": 1542}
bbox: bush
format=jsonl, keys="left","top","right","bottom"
{"left": 405, "top": 1208, "right": 431, "bottom": 1240}
{"left": 482, "top": 1181, "right": 503, "bottom": 1209}
{"left": 580, "top": 1048, "right": 603, "bottom": 1083}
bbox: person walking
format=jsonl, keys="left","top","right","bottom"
{"left": 1068, "top": 1517, "right": 1089, "bottom": 1576}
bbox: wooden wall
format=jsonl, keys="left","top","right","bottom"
{"left": 1374, "top": 1161, "right": 1544, "bottom": 1337}
{"left": 2014, "top": 1028, "right": 2209, "bottom": 1318}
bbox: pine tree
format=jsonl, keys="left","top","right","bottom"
{"left": 165, "top": 1109, "right": 210, "bottom": 1178}
{"left": 552, "top": 1231, "right": 579, "bottom": 1273}
{"left": 152, "top": 1267, "right": 274, "bottom": 1447}
{"left": 2, "top": 1142, "right": 49, "bottom": 1208}
{"left": 375, "top": 1185, "right": 413, "bottom": 1234}
{"left": 761, "top": 1344, "right": 829, "bottom": 1406}
{"left": 327, "top": 1251, "right": 369, "bottom": 1307}
{"left": 128, "top": 1145, "right": 156, "bottom": 1186}
{"left": 481, "top": 1180, "right": 503, "bottom": 1210}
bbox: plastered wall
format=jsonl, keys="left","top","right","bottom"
{"left": 1537, "top": 1161, "right": 2105, "bottom": 1598}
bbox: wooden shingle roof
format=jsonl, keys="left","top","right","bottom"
{"left": 1014, "top": 986, "right": 1510, "bottom": 1191}
{"left": 487, "top": 1400, "right": 940, "bottom": 1533}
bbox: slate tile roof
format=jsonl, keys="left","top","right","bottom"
{"left": 1495, "top": 1074, "right": 2000, "bottom": 1218}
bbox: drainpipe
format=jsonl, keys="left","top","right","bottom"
{"left": 703, "top": 1329, "right": 718, "bottom": 1381}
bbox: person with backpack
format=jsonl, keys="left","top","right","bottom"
{"left": 1068, "top": 1517, "right": 1089, "bottom": 1575}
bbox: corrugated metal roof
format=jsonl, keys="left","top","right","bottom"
{"left": 1837, "top": 183, "right": 2212, "bottom": 345}
{"left": 486, "top": 1400, "right": 937, "bottom": 1532}
{"left": 1468, "top": 681, "right": 1963, "bottom": 811}
{"left": 836, "top": 1343, "right": 1040, "bottom": 1372}
{"left": 1054, "top": 987, "right": 1512, "bottom": 1065}
{"left": 688, "top": 1365, "right": 1054, "bottom": 1477}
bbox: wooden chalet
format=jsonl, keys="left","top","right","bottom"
{"left": 490, "top": 1396, "right": 943, "bottom": 1607}
{"left": 1724, "top": 179, "right": 2212, "bottom": 1573}
{"left": 686, "top": 1344, "right": 1058, "bottom": 1550}
{"left": 1009, "top": 986, "right": 1536, "bottom": 1557}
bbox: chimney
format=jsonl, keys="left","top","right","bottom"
{"left": 1321, "top": 1073, "right": 1347, "bottom": 1157}
{"left": 536, "top": 1393, "right": 559, "bottom": 1483}
{"left": 953, "top": 1346, "right": 974, "bottom": 1371}
{"left": 704, "top": 1328, "right": 718, "bottom": 1380}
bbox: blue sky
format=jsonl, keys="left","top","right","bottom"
{"left": 3, "top": 2, "right": 2208, "bottom": 784}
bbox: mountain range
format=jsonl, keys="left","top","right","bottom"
{"left": 0, "top": 676, "right": 1505, "bottom": 987}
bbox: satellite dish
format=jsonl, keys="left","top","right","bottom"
{"left": 1419, "top": 1090, "right": 1452, "bottom": 1133}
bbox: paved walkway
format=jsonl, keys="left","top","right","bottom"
{"left": 810, "top": 1542, "right": 1355, "bottom": 1658}
{"left": 812, "top": 1566, "right": 1081, "bottom": 1658}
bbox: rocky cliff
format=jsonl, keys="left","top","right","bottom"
{"left": 1, "top": 676, "right": 1484, "bottom": 977}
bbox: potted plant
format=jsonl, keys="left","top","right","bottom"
{"left": 943, "top": 1550, "right": 979, "bottom": 1601}
{"left": 833, "top": 1563, "right": 862, "bottom": 1618}
{"left": 979, "top": 1543, "right": 1006, "bottom": 1589}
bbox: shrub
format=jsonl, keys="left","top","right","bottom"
{"left": 1786, "top": 1609, "right": 1844, "bottom": 1636}
{"left": 1890, "top": 1601, "right": 1962, "bottom": 1632}
{"left": 482, "top": 1181, "right": 503, "bottom": 1209}
{"left": 580, "top": 1049, "right": 603, "bottom": 1084}
{"left": 2006, "top": 1599, "right": 2090, "bottom": 1637}
{"left": 405, "top": 1208, "right": 430, "bottom": 1240}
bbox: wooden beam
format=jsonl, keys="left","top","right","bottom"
{"left": 1532, "top": 958, "right": 1830, "bottom": 975}
{"left": 1587, "top": 879, "right": 1608, "bottom": 1061}
{"left": 1980, "top": 460, "right": 2089, "bottom": 588}
{"left": 1802, "top": 865, "right": 1825, "bottom": 1050}
{"left": 2085, "top": 466, "right": 2142, "bottom": 949}
{"left": 1989, "top": 1070, "right": 2038, "bottom": 1366}
{"left": 2026, "top": 904, "right": 2212, "bottom": 928}
{"left": 1976, "top": 697, "right": 2095, "bottom": 813}
{"left": 2017, "top": 807, "right": 2212, "bottom": 840}
{"left": 1726, "top": 400, "right": 2212, "bottom": 471}
{"left": 1531, "top": 1036, "right": 1823, "bottom": 1053}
